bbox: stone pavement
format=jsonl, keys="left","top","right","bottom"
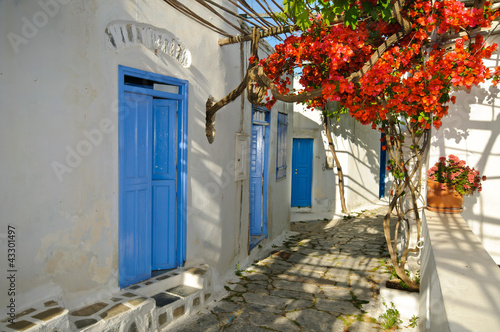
{"left": 168, "top": 207, "right": 417, "bottom": 332}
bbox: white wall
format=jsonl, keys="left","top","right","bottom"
{"left": 0, "top": 0, "right": 292, "bottom": 313}
{"left": 428, "top": 35, "right": 500, "bottom": 263}
{"left": 293, "top": 81, "right": 382, "bottom": 215}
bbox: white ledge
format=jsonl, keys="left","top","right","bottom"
{"left": 420, "top": 210, "right": 500, "bottom": 331}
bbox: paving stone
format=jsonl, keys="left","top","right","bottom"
{"left": 315, "top": 299, "right": 360, "bottom": 315}
{"left": 74, "top": 318, "right": 98, "bottom": 329}
{"left": 152, "top": 292, "right": 181, "bottom": 307}
{"left": 230, "top": 284, "right": 247, "bottom": 292}
{"left": 243, "top": 303, "right": 282, "bottom": 314}
{"left": 246, "top": 265, "right": 272, "bottom": 274}
{"left": 171, "top": 313, "right": 220, "bottom": 332}
{"left": 185, "top": 267, "right": 206, "bottom": 275}
{"left": 158, "top": 312, "right": 167, "bottom": 327}
{"left": 71, "top": 302, "right": 108, "bottom": 316}
{"left": 249, "top": 313, "right": 301, "bottom": 331}
{"left": 99, "top": 303, "right": 130, "bottom": 320}
{"left": 270, "top": 288, "right": 315, "bottom": 301}
{"left": 289, "top": 264, "right": 328, "bottom": 273}
{"left": 322, "top": 286, "right": 353, "bottom": 300}
{"left": 243, "top": 293, "right": 293, "bottom": 308}
{"left": 245, "top": 282, "right": 269, "bottom": 294}
{"left": 32, "top": 307, "right": 65, "bottom": 321}
{"left": 350, "top": 287, "right": 374, "bottom": 301}
{"left": 286, "top": 309, "right": 337, "bottom": 331}
{"left": 273, "top": 279, "right": 321, "bottom": 294}
{"left": 243, "top": 272, "right": 269, "bottom": 281}
{"left": 325, "top": 268, "right": 350, "bottom": 279}
{"left": 211, "top": 300, "right": 240, "bottom": 313}
{"left": 167, "top": 285, "right": 200, "bottom": 297}
{"left": 158, "top": 206, "right": 394, "bottom": 331}
{"left": 128, "top": 297, "right": 147, "bottom": 306}
{"left": 12, "top": 308, "right": 37, "bottom": 319}
{"left": 6, "top": 320, "right": 36, "bottom": 331}
{"left": 174, "top": 305, "right": 185, "bottom": 318}
{"left": 276, "top": 270, "right": 327, "bottom": 281}
{"left": 223, "top": 322, "right": 271, "bottom": 332}
{"left": 44, "top": 301, "right": 58, "bottom": 307}
{"left": 285, "top": 299, "right": 314, "bottom": 311}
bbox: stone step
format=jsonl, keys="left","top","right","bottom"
{"left": 0, "top": 264, "right": 212, "bottom": 332}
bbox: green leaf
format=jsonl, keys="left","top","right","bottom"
{"left": 344, "top": 6, "right": 361, "bottom": 29}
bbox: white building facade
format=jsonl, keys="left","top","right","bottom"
{"left": 0, "top": 1, "right": 292, "bottom": 330}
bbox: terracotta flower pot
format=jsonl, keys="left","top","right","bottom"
{"left": 426, "top": 179, "right": 463, "bottom": 213}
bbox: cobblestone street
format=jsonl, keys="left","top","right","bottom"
{"left": 169, "top": 206, "right": 415, "bottom": 331}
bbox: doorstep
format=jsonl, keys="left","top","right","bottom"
{"left": 0, "top": 264, "right": 212, "bottom": 332}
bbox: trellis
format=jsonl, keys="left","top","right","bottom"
{"left": 162, "top": 0, "right": 500, "bottom": 289}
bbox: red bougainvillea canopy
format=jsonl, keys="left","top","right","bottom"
{"left": 258, "top": 0, "right": 499, "bottom": 131}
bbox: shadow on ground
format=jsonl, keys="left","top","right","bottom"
{"left": 170, "top": 206, "right": 416, "bottom": 332}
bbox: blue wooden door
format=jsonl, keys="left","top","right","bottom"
{"left": 119, "top": 94, "right": 177, "bottom": 287}
{"left": 291, "top": 138, "right": 313, "bottom": 207}
{"left": 151, "top": 99, "right": 177, "bottom": 270}
{"left": 249, "top": 125, "right": 264, "bottom": 236}
{"left": 119, "top": 92, "right": 153, "bottom": 287}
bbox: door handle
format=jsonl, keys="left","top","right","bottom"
{"left": 295, "top": 169, "right": 297, "bottom": 174}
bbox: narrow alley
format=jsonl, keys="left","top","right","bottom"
{"left": 169, "top": 206, "right": 415, "bottom": 331}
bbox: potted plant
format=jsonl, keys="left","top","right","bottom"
{"left": 426, "top": 155, "right": 486, "bottom": 213}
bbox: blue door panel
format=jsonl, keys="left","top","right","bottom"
{"left": 291, "top": 138, "right": 313, "bottom": 207}
{"left": 123, "top": 98, "right": 150, "bottom": 185}
{"left": 152, "top": 99, "right": 177, "bottom": 270}
{"left": 119, "top": 92, "right": 153, "bottom": 288}
{"left": 152, "top": 182, "right": 176, "bottom": 270}
{"left": 250, "top": 125, "right": 263, "bottom": 236}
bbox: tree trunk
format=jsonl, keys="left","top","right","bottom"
{"left": 323, "top": 115, "right": 348, "bottom": 214}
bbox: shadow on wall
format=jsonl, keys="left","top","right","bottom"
{"left": 430, "top": 53, "right": 500, "bottom": 260}
{"left": 293, "top": 110, "right": 382, "bottom": 212}
{"left": 329, "top": 114, "right": 383, "bottom": 206}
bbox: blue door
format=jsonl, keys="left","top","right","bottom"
{"left": 291, "top": 138, "right": 313, "bottom": 207}
{"left": 119, "top": 94, "right": 178, "bottom": 287}
{"left": 249, "top": 107, "right": 269, "bottom": 250}
{"left": 250, "top": 125, "right": 264, "bottom": 236}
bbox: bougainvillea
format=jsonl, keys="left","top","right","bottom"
{"left": 259, "top": 0, "right": 499, "bottom": 133}
{"left": 253, "top": 0, "right": 498, "bottom": 291}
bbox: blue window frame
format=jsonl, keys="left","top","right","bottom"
{"left": 276, "top": 112, "right": 288, "bottom": 181}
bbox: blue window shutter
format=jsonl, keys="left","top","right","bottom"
{"left": 276, "top": 113, "right": 288, "bottom": 180}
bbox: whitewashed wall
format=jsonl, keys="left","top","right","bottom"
{"left": 293, "top": 80, "right": 382, "bottom": 215}
{"left": 0, "top": 0, "right": 292, "bottom": 313}
{"left": 428, "top": 35, "right": 500, "bottom": 263}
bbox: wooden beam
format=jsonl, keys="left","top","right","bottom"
{"left": 218, "top": 24, "right": 299, "bottom": 45}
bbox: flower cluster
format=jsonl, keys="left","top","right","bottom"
{"left": 258, "top": 0, "right": 500, "bottom": 131}
{"left": 427, "top": 155, "right": 486, "bottom": 195}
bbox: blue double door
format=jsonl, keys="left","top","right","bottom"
{"left": 119, "top": 92, "right": 178, "bottom": 287}
{"left": 291, "top": 138, "right": 313, "bottom": 207}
